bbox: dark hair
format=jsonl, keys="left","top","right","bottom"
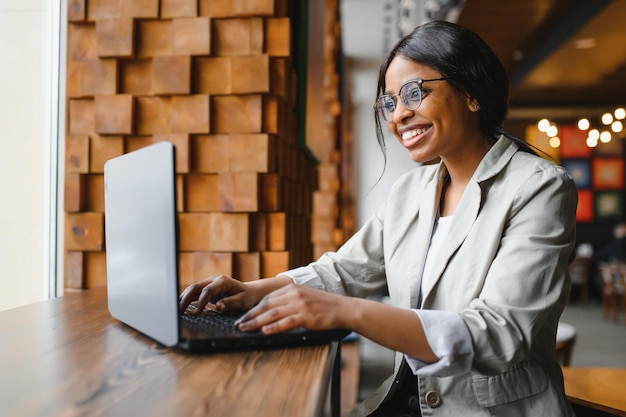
{"left": 374, "top": 20, "right": 536, "bottom": 164}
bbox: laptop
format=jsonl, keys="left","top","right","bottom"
{"left": 103, "top": 141, "right": 350, "bottom": 352}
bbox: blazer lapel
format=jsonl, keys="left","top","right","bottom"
{"left": 421, "top": 177, "right": 482, "bottom": 305}
{"left": 409, "top": 168, "right": 447, "bottom": 308}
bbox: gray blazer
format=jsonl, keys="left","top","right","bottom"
{"left": 310, "top": 136, "right": 578, "bottom": 416}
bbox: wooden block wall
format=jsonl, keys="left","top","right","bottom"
{"left": 64, "top": 0, "right": 322, "bottom": 289}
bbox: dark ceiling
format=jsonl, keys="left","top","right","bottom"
{"left": 456, "top": 0, "right": 626, "bottom": 118}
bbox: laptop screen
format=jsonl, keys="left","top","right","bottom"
{"left": 104, "top": 142, "right": 180, "bottom": 347}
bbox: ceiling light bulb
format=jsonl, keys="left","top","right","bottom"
{"left": 547, "top": 125, "right": 558, "bottom": 137}
{"left": 549, "top": 137, "right": 560, "bottom": 148}
{"left": 615, "top": 108, "right": 625, "bottom": 120}
{"left": 602, "top": 113, "right": 613, "bottom": 125}
{"left": 600, "top": 131, "right": 612, "bottom": 143}
{"left": 586, "top": 136, "right": 598, "bottom": 147}
{"left": 611, "top": 121, "right": 623, "bottom": 133}
{"left": 588, "top": 129, "right": 600, "bottom": 140}
{"left": 577, "top": 118, "right": 590, "bottom": 130}
{"left": 537, "top": 119, "right": 550, "bottom": 132}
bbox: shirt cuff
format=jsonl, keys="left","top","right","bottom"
{"left": 405, "top": 309, "right": 474, "bottom": 377}
{"left": 279, "top": 266, "right": 326, "bottom": 290}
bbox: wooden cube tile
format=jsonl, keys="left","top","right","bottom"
{"left": 176, "top": 174, "right": 185, "bottom": 212}
{"left": 185, "top": 174, "right": 219, "bottom": 212}
{"left": 233, "top": 0, "right": 274, "bottom": 16}
{"left": 195, "top": 57, "right": 232, "bottom": 95}
{"left": 66, "top": 134, "right": 90, "bottom": 173}
{"left": 170, "top": 95, "right": 209, "bottom": 134}
{"left": 65, "top": 173, "right": 86, "bottom": 213}
{"left": 270, "top": 57, "right": 291, "bottom": 99}
{"left": 192, "top": 135, "right": 229, "bottom": 173}
{"left": 85, "top": 251, "right": 107, "bottom": 288}
{"left": 250, "top": 18, "right": 264, "bottom": 55}
{"left": 154, "top": 133, "right": 190, "bottom": 173}
{"left": 262, "top": 95, "right": 279, "bottom": 134}
{"left": 87, "top": 0, "right": 122, "bottom": 20}
{"left": 162, "top": 0, "right": 198, "bottom": 18}
{"left": 137, "top": 20, "right": 173, "bottom": 57}
{"left": 267, "top": 212, "right": 287, "bottom": 251}
{"left": 312, "top": 217, "right": 336, "bottom": 245}
{"left": 317, "top": 164, "right": 340, "bottom": 193}
{"left": 250, "top": 213, "right": 268, "bottom": 251}
{"left": 68, "top": 0, "right": 86, "bottom": 22}
{"left": 218, "top": 172, "right": 260, "bottom": 212}
{"left": 172, "top": 17, "right": 210, "bottom": 55}
{"left": 152, "top": 55, "right": 191, "bottom": 95}
{"left": 178, "top": 252, "right": 194, "bottom": 288}
{"left": 66, "top": 61, "right": 82, "bottom": 98}
{"left": 261, "top": 251, "right": 289, "bottom": 278}
{"left": 231, "top": 54, "right": 270, "bottom": 94}
{"left": 178, "top": 213, "right": 212, "bottom": 251}
{"left": 65, "top": 251, "right": 85, "bottom": 289}
{"left": 120, "top": 58, "right": 152, "bottom": 95}
{"left": 65, "top": 212, "right": 104, "bottom": 251}
{"left": 191, "top": 252, "right": 233, "bottom": 282}
{"left": 69, "top": 98, "right": 95, "bottom": 135}
{"left": 212, "top": 95, "right": 262, "bottom": 134}
{"left": 229, "top": 134, "right": 274, "bottom": 172}
{"left": 80, "top": 59, "right": 117, "bottom": 96}
{"left": 89, "top": 134, "right": 124, "bottom": 173}
{"left": 95, "top": 94, "right": 134, "bottom": 135}
{"left": 208, "top": 212, "right": 250, "bottom": 252}
{"left": 125, "top": 135, "right": 153, "bottom": 153}
{"left": 234, "top": 252, "right": 261, "bottom": 281}
{"left": 198, "top": 0, "right": 233, "bottom": 17}
{"left": 266, "top": 18, "right": 291, "bottom": 57}
{"left": 213, "top": 18, "right": 256, "bottom": 56}
{"left": 313, "top": 192, "right": 338, "bottom": 219}
{"left": 121, "top": 0, "right": 159, "bottom": 18}
{"left": 136, "top": 96, "right": 171, "bottom": 135}
{"left": 68, "top": 23, "right": 97, "bottom": 60}
{"left": 95, "top": 18, "right": 134, "bottom": 57}
{"left": 86, "top": 174, "right": 105, "bottom": 212}
{"left": 261, "top": 174, "right": 281, "bottom": 212}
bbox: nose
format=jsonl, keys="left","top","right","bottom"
{"left": 390, "top": 99, "right": 413, "bottom": 124}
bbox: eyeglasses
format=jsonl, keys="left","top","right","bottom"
{"left": 374, "top": 78, "right": 448, "bottom": 121}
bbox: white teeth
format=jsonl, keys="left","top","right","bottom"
{"left": 401, "top": 128, "right": 427, "bottom": 141}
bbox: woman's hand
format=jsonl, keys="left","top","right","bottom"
{"left": 234, "top": 284, "right": 350, "bottom": 334}
{"left": 179, "top": 275, "right": 259, "bottom": 314}
{"left": 178, "top": 274, "right": 294, "bottom": 315}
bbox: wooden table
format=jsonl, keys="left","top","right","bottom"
{"left": 563, "top": 367, "right": 626, "bottom": 416}
{"left": 0, "top": 289, "right": 340, "bottom": 417}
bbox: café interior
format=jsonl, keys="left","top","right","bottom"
{"left": 1, "top": 0, "right": 625, "bottom": 416}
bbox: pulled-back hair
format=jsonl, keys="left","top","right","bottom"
{"left": 374, "top": 20, "right": 535, "bottom": 162}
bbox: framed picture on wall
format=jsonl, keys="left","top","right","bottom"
{"left": 576, "top": 189, "right": 594, "bottom": 223}
{"left": 560, "top": 125, "right": 592, "bottom": 158}
{"left": 592, "top": 158, "right": 624, "bottom": 189}
{"left": 562, "top": 159, "right": 592, "bottom": 188}
{"left": 595, "top": 191, "right": 623, "bottom": 221}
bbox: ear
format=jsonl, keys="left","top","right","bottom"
{"left": 468, "top": 98, "right": 480, "bottom": 112}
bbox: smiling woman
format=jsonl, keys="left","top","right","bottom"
{"left": 0, "top": 0, "right": 63, "bottom": 312}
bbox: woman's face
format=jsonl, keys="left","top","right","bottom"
{"left": 383, "top": 56, "right": 481, "bottom": 164}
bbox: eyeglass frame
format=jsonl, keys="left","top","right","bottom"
{"left": 374, "top": 77, "right": 449, "bottom": 121}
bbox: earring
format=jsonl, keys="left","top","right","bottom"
{"left": 473, "top": 103, "right": 480, "bottom": 110}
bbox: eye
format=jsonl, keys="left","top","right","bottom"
{"left": 404, "top": 85, "right": 422, "bottom": 101}
{"left": 379, "top": 96, "right": 395, "bottom": 110}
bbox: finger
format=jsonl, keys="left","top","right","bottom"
{"left": 195, "top": 275, "right": 239, "bottom": 313}
{"left": 178, "top": 280, "right": 209, "bottom": 313}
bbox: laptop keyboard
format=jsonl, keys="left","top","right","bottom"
{"left": 180, "top": 310, "right": 259, "bottom": 336}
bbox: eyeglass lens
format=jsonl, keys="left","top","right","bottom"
{"left": 377, "top": 80, "right": 423, "bottom": 121}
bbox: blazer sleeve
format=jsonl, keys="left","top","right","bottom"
{"left": 462, "top": 164, "right": 577, "bottom": 374}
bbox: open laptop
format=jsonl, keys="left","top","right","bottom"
{"left": 104, "top": 141, "right": 350, "bottom": 352}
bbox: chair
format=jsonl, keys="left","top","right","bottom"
{"left": 555, "top": 322, "right": 577, "bottom": 367}
{"left": 597, "top": 262, "right": 620, "bottom": 322}
{"left": 568, "top": 256, "right": 590, "bottom": 305}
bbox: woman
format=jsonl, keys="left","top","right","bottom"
{"left": 180, "top": 21, "right": 577, "bottom": 416}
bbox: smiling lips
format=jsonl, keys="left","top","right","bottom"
{"left": 402, "top": 126, "right": 430, "bottom": 142}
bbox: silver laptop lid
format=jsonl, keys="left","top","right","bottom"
{"left": 104, "top": 142, "right": 179, "bottom": 347}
